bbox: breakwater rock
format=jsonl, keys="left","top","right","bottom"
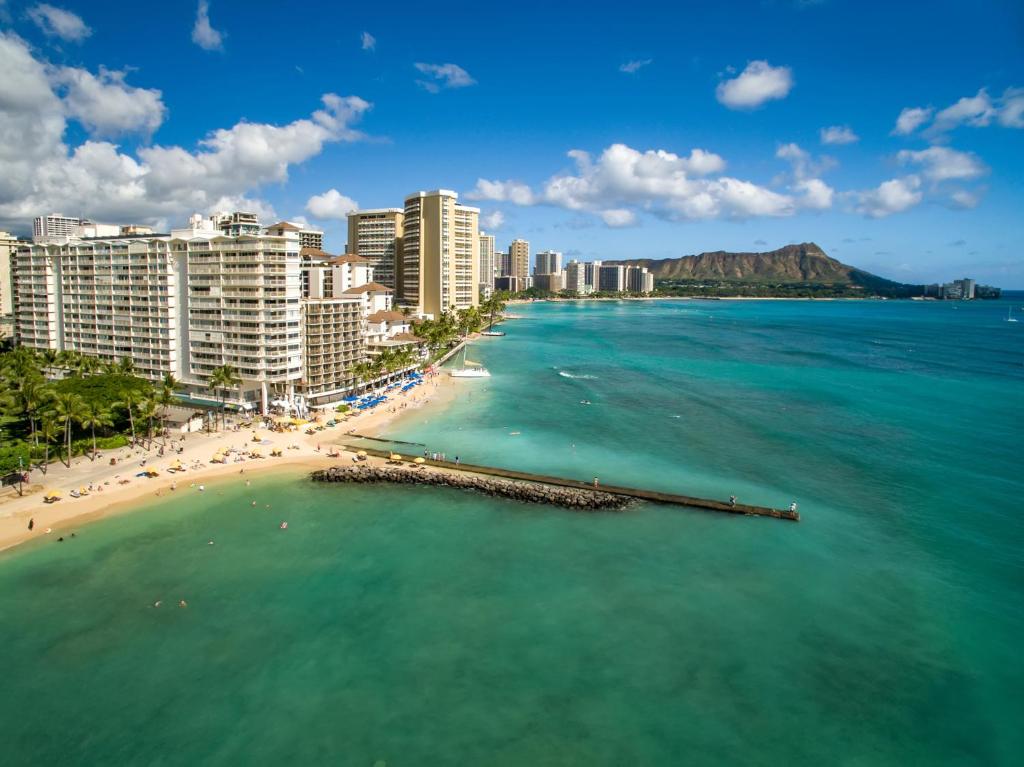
{"left": 311, "top": 465, "right": 631, "bottom": 511}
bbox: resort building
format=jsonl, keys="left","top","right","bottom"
{"left": 532, "top": 272, "right": 564, "bottom": 293}
{"left": 33, "top": 213, "right": 84, "bottom": 240}
{"left": 564, "top": 260, "right": 588, "bottom": 294}
{"left": 625, "top": 265, "right": 655, "bottom": 293}
{"left": 584, "top": 260, "right": 603, "bottom": 291}
{"left": 212, "top": 211, "right": 261, "bottom": 237}
{"left": 508, "top": 239, "right": 530, "bottom": 286}
{"left": 347, "top": 208, "right": 404, "bottom": 289}
{"left": 493, "top": 275, "right": 520, "bottom": 293}
{"left": 497, "top": 251, "right": 511, "bottom": 277}
{"left": 478, "top": 231, "right": 496, "bottom": 300}
{"left": 598, "top": 264, "right": 626, "bottom": 292}
{"left": 1, "top": 230, "right": 20, "bottom": 321}
{"left": 400, "top": 190, "right": 480, "bottom": 317}
{"left": 534, "top": 250, "right": 562, "bottom": 276}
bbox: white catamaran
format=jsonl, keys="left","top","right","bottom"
{"left": 449, "top": 344, "right": 491, "bottom": 378}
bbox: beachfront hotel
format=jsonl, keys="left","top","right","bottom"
{"left": 534, "top": 250, "right": 562, "bottom": 276}
{"left": 508, "top": 239, "right": 530, "bottom": 287}
{"left": 478, "top": 231, "right": 496, "bottom": 300}
{"left": 10, "top": 211, "right": 416, "bottom": 412}
{"left": 346, "top": 208, "right": 404, "bottom": 290}
{"left": 399, "top": 190, "right": 480, "bottom": 318}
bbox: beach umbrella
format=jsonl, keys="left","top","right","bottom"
{"left": 44, "top": 489, "right": 61, "bottom": 501}
{"left": 389, "top": 453, "right": 402, "bottom": 461}
{"left": 79, "top": 486, "right": 89, "bottom": 494}
{"left": 414, "top": 457, "right": 425, "bottom": 464}
{"left": 356, "top": 450, "right": 368, "bottom": 457}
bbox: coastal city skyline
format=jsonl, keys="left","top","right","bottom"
{"left": 0, "top": 1, "right": 1022, "bottom": 286}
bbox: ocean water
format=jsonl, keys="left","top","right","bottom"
{"left": 2, "top": 297, "right": 1022, "bottom": 766}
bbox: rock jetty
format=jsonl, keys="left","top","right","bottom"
{"left": 312, "top": 465, "right": 631, "bottom": 511}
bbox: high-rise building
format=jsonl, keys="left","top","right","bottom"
{"left": 625, "top": 265, "right": 655, "bottom": 293}
{"left": 1, "top": 230, "right": 20, "bottom": 320}
{"left": 532, "top": 273, "right": 564, "bottom": 293}
{"left": 508, "top": 239, "right": 530, "bottom": 285}
{"left": 400, "top": 190, "right": 479, "bottom": 317}
{"left": 534, "top": 250, "right": 562, "bottom": 275}
{"left": 347, "top": 208, "right": 404, "bottom": 289}
{"left": 33, "top": 214, "right": 83, "bottom": 240}
{"left": 584, "top": 260, "right": 603, "bottom": 291}
{"left": 479, "top": 232, "right": 496, "bottom": 300}
{"left": 564, "top": 260, "right": 587, "bottom": 294}
{"left": 212, "top": 211, "right": 261, "bottom": 237}
{"left": 598, "top": 264, "right": 626, "bottom": 292}
{"left": 497, "top": 251, "right": 511, "bottom": 277}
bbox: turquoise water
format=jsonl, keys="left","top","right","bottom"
{"left": 2, "top": 297, "right": 1022, "bottom": 765}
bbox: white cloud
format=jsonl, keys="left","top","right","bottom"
{"left": 620, "top": 59, "right": 652, "bottom": 74}
{"left": 892, "top": 106, "right": 933, "bottom": 135}
{"left": 894, "top": 88, "right": 1024, "bottom": 137}
{"left": 820, "top": 125, "right": 858, "bottom": 145}
{"left": 600, "top": 209, "right": 636, "bottom": 227}
{"left": 470, "top": 143, "right": 795, "bottom": 225}
{"left": 51, "top": 66, "right": 166, "bottom": 137}
{"left": 896, "top": 146, "right": 987, "bottom": 182}
{"left": 795, "top": 178, "right": 834, "bottom": 209}
{"left": 949, "top": 189, "right": 981, "bottom": 209}
{"left": 0, "top": 30, "right": 371, "bottom": 231}
{"left": 414, "top": 62, "right": 475, "bottom": 93}
{"left": 854, "top": 176, "right": 922, "bottom": 218}
{"left": 361, "top": 31, "right": 375, "bottom": 51}
{"left": 305, "top": 188, "right": 359, "bottom": 220}
{"left": 470, "top": 179, "right": 536, "bottom": 206}
{"left": 998, "top": 87, "right": 1024, "bottom": 128}
{"left": 27, "top": 3, "right": 90, "bottom": 42}
{"left": 716, "top": 60, "right": 793, "bottom": 109}
{"left": 481, "top": 210, "right": 505, "bottom": 230}
{"left": 192, "top": 0, "right": 223, "bottom": 51}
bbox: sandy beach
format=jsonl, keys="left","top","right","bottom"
{"left": 0, "top": 368, "right": 466, "bottom": 553}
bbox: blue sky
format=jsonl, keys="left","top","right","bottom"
{"left": 1, "top": 0, "right": 1022, "bottom": 285}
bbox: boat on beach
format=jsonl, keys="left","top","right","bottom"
{"left": 449, "top": 344, "right": 491, "bottom": 377}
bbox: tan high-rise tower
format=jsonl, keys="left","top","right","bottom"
{"left": 508, "top": 238, "right": 530, "bottom": 285}
{"left": 346, "top": 208, "right": 404, "bottom": 289}
{"left": 400, "top": 190, "right": 479, "bottom": 317}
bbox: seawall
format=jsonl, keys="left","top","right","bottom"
{"left": 311, "top": 465, "right": 631, "bottom": 511}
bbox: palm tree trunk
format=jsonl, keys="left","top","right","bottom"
{"left": 91, "top": 424, "right": 97, "bottom": 461}
{"left": 64, "top": 422, "right": 71, "bottom": 468}
{"left": 127, "top": 408, "right": 136, "bottom": 446}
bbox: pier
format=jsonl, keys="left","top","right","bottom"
{"left": 340, "top": 445, "right": 800, "bottom": 521}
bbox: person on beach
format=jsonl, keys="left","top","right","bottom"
{"left": 28, "top": 517, "right": 34, "bottom": 531}
{"left": 593, "top": 477, "right": 599, "bottom": 487}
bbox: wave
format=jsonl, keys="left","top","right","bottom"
{"left": 558, "top": 371, "right": 598, "bottom": 380}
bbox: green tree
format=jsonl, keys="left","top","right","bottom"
{"left": 208, "top": 365, "right": 241, "bottom": 430}
{"left": 137, "top": 395, "right": 159, "bottom": 448}
{"left": 51, "top": 391, "right": 86, "bottom": 468}
{"left": 79, "top": 402, "right": 113, "bottom": 460}
{"left": 37, "top": 417, "right": 59, "bottom": 475}
{"left": 116, "top": 390, "right": 141, "bottom": 445}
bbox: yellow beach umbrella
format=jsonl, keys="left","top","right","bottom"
{"left": 44, "top": 489, "right": 61, "bottom": 501}
{"left": 414, "top": 457, "right": 425, "bottom": 464}
{"left": 389, "top": 453, "right": 402, "bottom": 461}
{"left": 356, "top": 450, "right": 367, "bottom": 457}
{"left": 78, "top": 486, "right": 89, "bottom": 494}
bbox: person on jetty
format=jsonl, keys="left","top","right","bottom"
{"left": 729, "top": 495, "right": 737, "bottom": 507}
{"left": 790, "top": 501, "right": 798, "bottom": 513}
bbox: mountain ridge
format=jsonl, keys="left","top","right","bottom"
{"left": 606, "top": 243, "right": 908, "bottom": 290}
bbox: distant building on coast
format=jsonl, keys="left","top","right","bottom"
{"left": 478, "top": 231, "right": 496, "bottom": 300}
{"left": 598, "top": 264, "right": 626, "bottom": 292}
{"left": 508, "top": 239, "right": 530, "bottom": 287}
{"left": 494, "top": 275, "right": 520, "bottom": 293}
{"left": 564, "top": 260, "right": 590, "bottom": 295}
{"left": 534, "top": 250, "right": 562, "bottom": 276}
{"left": 924, "top": 278, "right": 1000, "bottom": 300}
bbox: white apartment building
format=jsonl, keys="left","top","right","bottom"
{"left": 534, "top": 250, "right": 562, "bottom": 275}
{"left": 584, "top": 260, "right": 603, "bottom": 291}
{"left": 1, "top": 230, "right": 20, "bottom": 320}
{"left": 347, "top": 208, "right": 404, "bottom": 289}
{"left": 625, "top": 265, "right": 655, "bottom": 293}
{"left": 400, "top": 190, "right": 479, "bottom": 317}
{"left": 564, "top": 260, "right": 589, "bottom": 294}
{"left": 478, "top": 231, "right": 496, "bottom": 300}
{"left": 33, "top": 214, "right": 83, "bottom": 240}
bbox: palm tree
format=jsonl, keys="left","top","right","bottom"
{"left": 208, "top": 365, "right": 241, "bottom": 430}
{"left": 116, "top": 390, "right": 141, "bottom": 446}
{"left": 156, "top": 382, "right": 176, "bottom": 445}
{"left": 37, "top": 417, "right": 59, "bottom": 474}
{"left": 117, "top": 357, "right": 136, "bottom": 375}
{"left": 51, "top": 391, "right": 86, "bottom": 468}
{"left": 79, "top": 402, "right": 113, "bottom": 460}
{"left": 137, "top": 395, "right": 159, "bottom": 448}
